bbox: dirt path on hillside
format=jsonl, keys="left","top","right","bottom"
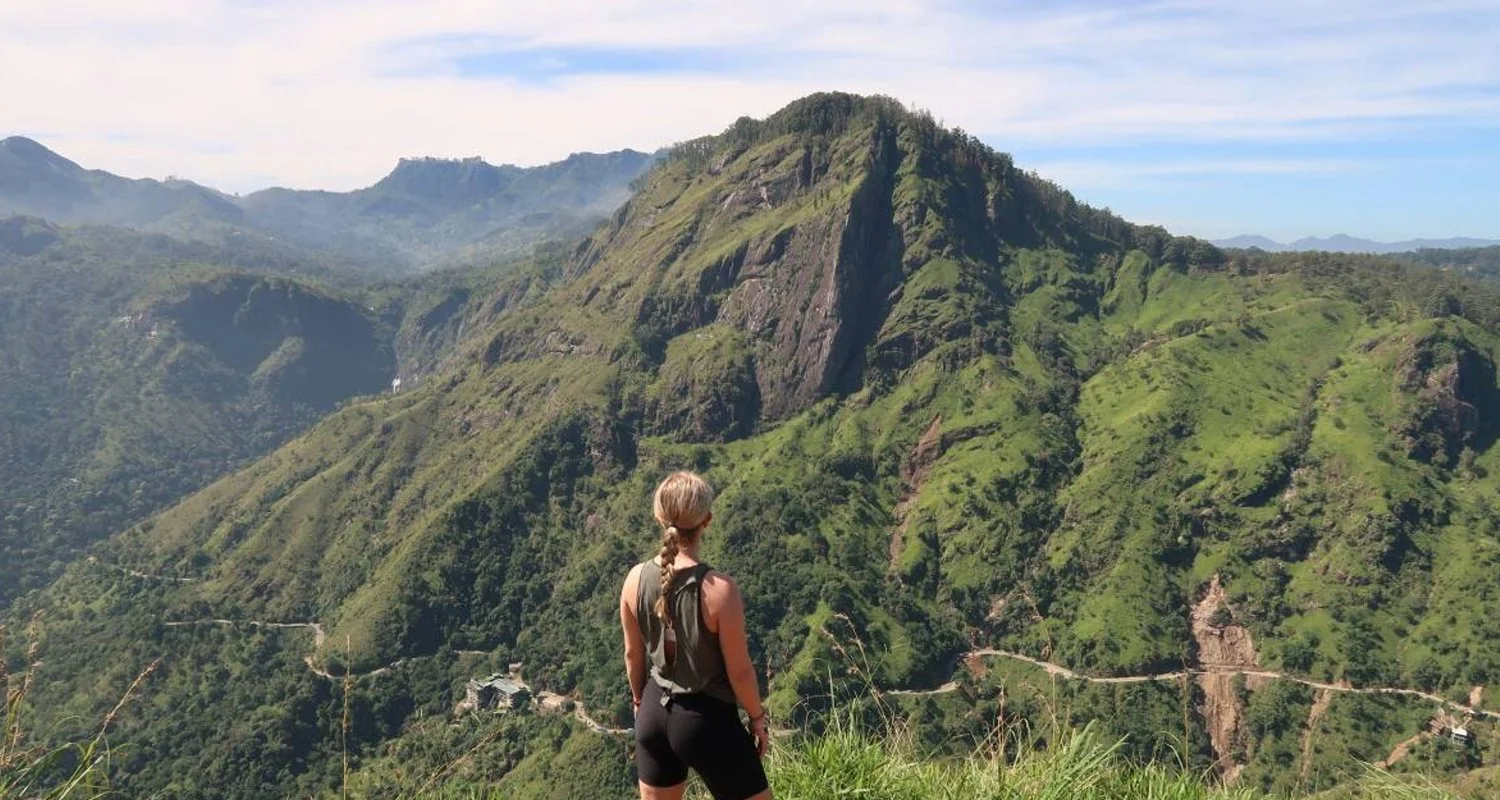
{"left": 166, "top": 621, "right": 495, "bottom": 677}
{"left": 90, "top": 556, "right": 198, "bottom": 583}
{"left": 1379, "top": 731, "right": 1431, "bottom": 769}
{"left": 164, "top": 611, "right": 1500, "bottom": 751}
{"left": 886, "top": 681, "right": 959, "bottom": 697}
{"left": 160, "top": 618, "right": 455, "bottom": 681}
{"left": 889, "top": 415, "right": 942, "bottom": 571}
{"left": 574, "top": 704, "right": 632, "bottom": 735}
{"left": 304, "top": 656, "right": 419, "bottom": 681}
{"left": 162, "top": 617, "right": 634, "bottom": 735}
{"left": 1299, "top": 689, "right": 1334, "bottom": 783}
{"left": 1191, "top": 576, "right": 1259, "bottom": 783}
{"left": 164, "top": 618, "right": 325, "bottom": 648}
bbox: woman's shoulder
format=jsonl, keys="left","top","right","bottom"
{"left": 620, "top": 561, "right": 649, "bottom": 603}
{"left": 699, "top": 568, "right": 741, "bottom": 600}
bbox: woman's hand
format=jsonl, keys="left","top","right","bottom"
{"left": 748, "top": 713, "right": 769, "bottom": 758}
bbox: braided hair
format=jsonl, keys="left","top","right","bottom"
{"left": 651, "top": 471, "right": 715, "bottom": 627}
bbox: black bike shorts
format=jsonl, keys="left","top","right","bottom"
{"left": 634, "top": 680, "right": 769, "bottom": 799}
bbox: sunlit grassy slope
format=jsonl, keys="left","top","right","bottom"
{"left": 325, "top": 710, "right": 1478, "bottom": 800}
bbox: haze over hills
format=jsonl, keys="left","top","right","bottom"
{"left": 0, "top": 132, "right": 646, "bottom": 609}
{"left": 0, "top": 217, "right": 405, "bottom": 604}
{"left": 7, "top": 93, "right": 1500, "bottom": 799}
{"left": 1215, "top": 233, "right": 1500, "bottom": 254}
{"left": 0, "top": 135, "right": 655, "bottom": 272}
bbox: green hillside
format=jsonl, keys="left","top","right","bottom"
{"left": 8, "top": 94, "right": 1500, "bottom": 798}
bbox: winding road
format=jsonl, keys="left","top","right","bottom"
{"left": 890, "top": 648, "right": 1499, "bottom": 723}
{"left": 89, "top": 556, "right": 198, "bottom": 583}
{"left": 160, "top": 619, "right": 498, "bottom": 681}
{"left": 164, "top": 618, "right": 325, "bottom": 647}
{"left": 160, "top": 617, "right": 633, "bottom": 732}
{"left": 158, "top": 616, "right": 1496, "bottom": 742}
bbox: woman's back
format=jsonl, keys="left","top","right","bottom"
{"left": 635, "top": 559, "right": 735, "bottom": 704}
{"left": 621, "top": 471, "right": 771, "bottom": 800}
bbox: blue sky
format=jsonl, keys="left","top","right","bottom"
{"left": 2, "top": 0, "right": 1497, "bottom": 241}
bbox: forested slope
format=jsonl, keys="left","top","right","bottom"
{"left": 1402, "top": 245, "right": 1500, "bottom": 286}
{"left": 0, "top": 219, "right": 395, "bottom": 602}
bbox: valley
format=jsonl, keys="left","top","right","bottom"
{"left": 4, "top": 93, "right": 1500, "bottom": 799}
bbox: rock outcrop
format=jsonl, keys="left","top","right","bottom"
{"left": 1392, "top": 327, "right": 1500, "bottom": 465}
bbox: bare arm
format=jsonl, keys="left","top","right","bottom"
{"left": 620, "top": 564, "right": 648, "bottom": 711}
{"left": 705, "top": 572, "right": 769, "bottom": 756}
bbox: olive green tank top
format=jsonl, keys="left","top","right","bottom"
{"left": 635, "top": 559, "right": 736, "bottom": 705}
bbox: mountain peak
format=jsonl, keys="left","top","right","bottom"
{"left": 371, "top": 155, "right": 519, "bottom": 205}
{"left": 393, "top": 154, "right": 496, "bottom": 168}
{"left": 0, "top": 136, "right": 81, "bottom": 172}
{"left": 556, "top": 91, "right": 1215, "bottom": 419}
{"left": 2, "top": 135, "right": 46, "bottom": 150}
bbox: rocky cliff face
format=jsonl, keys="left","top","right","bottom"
{"left": 104, "top": 92, "right": 1177, "bottom": 666}
{"left": 1393, "top": 326, "right": 1500, "bottom": 465}
{"left": 695, "top": 125, "right": 904, "bottom": 418}
{"left": 555, "top": 94, "right": 1168, "bottom": 428}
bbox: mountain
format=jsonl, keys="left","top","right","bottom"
{"left": 237, "top": 149, "right": 655, "bottom": 269}
{"left": 0, "top": 218, "right": 403, "bottom": 604}
{"left": 0, "top": 136, "right": 655, "bottom": 272}
{"left": 1213, "top": 234, "right": 1285, "bottom": 251}
{"left": 0, "top": 135, "right": 243, "bottom": 228}
{"left": 1216, "top": 233, "right": 1500, "bottom": 254}
{"left": 9, "top": 94, "right": 1500, "bottom": 798}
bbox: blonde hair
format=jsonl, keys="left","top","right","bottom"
{"left": 652, "top": 471, "right": 715, "bottom": 626}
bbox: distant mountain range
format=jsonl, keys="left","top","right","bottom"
{"left": 0, "top": 135, "right": 655, "bottom": 272}
{"left": 1214, "top": 233, "right": 1500, "bottom": 254}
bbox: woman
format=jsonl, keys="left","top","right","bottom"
{"left": 620, "top": 471, "right": 772, "bottom": 800}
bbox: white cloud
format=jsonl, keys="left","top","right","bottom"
{"left": 0, "top": 0, "right": 1495, "bottom": 192}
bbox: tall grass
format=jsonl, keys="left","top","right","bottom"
{"left": 0, "top": 619, "right": 156, "bottom": 800}
{"left": 672, "top": 617, "right": 1469, "bottom": 800}
{"left": 399, "top": 715, "right": 1468, "bottom": 800}
{"left": 754, "top": 718, "right": 1255, "bottom": 800}
{"left": 729, "top": 715, "right": 1467, "bottom": 800}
